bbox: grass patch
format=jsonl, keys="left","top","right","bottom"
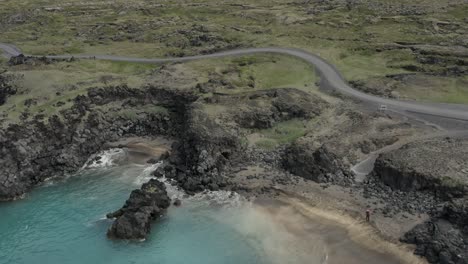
{"left": 0, "top": 57, "right": 7, "bottom": 66}
{"left": 334, "top": 50, "right": 411, "bottom": 81}
{"left": 0, "top": 60, "right": 156, "bottom": 126}
{"left": 252, "top": 119, "right": 308, "bottom": 149}
{"left": 396, "top": 76, "right": 468, "bottom": 104}
{"left": 239, "top": 55, "right": 316, "bottom": 90}
{"left": 185, "top": 54, "right": 318, "bottom": 94}
{"left": 255, "top": 138, "right": 279, "bottom": 150}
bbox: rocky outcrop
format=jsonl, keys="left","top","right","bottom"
{"left": 374, "top": 159, "right": 467, "bottom": 199}
{"left": 8, "top": 54, "right": 65, "bottom": 66}
{"left": 155, "top": 88, "right": 328, "bottom": 194}
{"left": 402, "top": 220, "right": 467, "bottom": 264}
{"left": 107, "top": 179, "right": 171, "bottom": 240}
{"left": 372, "top": 138, "right": 468, "bottom": 263}
{"left": 86, "top": 85, "right": 198, "bottom": 109}
{"left": 158, "top": 104, "right": 240, "bottom": 194}
{"left": 401, "top": 198, "right": 468, "bottom": 264}
{"left": 0, "top": 112, "right": 170, "bottom": 200}
{"left": 231, "top": 88, "right": 327, "bottom": 129}
{"left": 373, "top": 137, "right": 468, "bottom": 199}
{"left": 283, "top": 143, "right": 354, "bottom": 185}
{"left": 441, "top": 197, "right": 468, "bottom": 229}
{"left": 0, "top": 72, "right": 17, "bottom": 105}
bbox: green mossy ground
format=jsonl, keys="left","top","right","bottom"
{"left": 0, "top": 0, "right": 467, "bottom": 125}
{"left": 0, "top": 53, "right": 318, "bottom": 126}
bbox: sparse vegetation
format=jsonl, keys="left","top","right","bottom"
{"left": 253, "top": 119, "right": 309, "bottom": 149}
{"left": 242, "top": 112, "right": 330, "bottom": 151}
{"left": 0, "top": 59, "right": 155, "bottom": 126}
{"left": 0, "top": 53, "right": 320, "bottom": 126}
{"left": 398, "top": 76, "right": 468, "bottom": 104}
{"left": 186, "top": 54, "right": 318, "bottom": 94}
{"left": 1, "top": 0, "right": 467, "bottom": 105}
{"left": 440, "top": 176, "right": 466, "bottom": 189}
{"left": 105, "top": 105, "right": 169, "bottom": 120}
{"left": 1, "top": 3, "right": 467, "bottom": 263}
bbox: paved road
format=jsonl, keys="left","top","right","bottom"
{"left": 1, "top": 43, "right": 467, "bottom": 122}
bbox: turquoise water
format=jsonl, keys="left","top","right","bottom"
{"left": 0, "top": 150, "right": 415, "bottom": 264}
{"left": 0, "top": 163, "right": 267, "bottom": 264}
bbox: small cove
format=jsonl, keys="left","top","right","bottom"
{"left": 0, "top": 150, "right": 420, "bottom": 264}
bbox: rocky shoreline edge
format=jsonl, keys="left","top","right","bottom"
{"left": 1, "top": 85, "right": 466, "bottom": 263}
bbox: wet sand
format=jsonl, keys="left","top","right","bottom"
{"left": 105, "top": 136, "right": 173, "bottom": 164}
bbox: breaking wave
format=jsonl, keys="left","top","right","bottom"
{"left": 132, "top": 161, "right": 163, "bottom": 186}
{"left": 82, "top": 148, "right": 127, "bottom": 169}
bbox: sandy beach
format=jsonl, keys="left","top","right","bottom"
{"left": 260, "top": 194, "right": 427, "bottom": 264}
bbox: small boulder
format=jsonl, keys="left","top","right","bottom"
{"left": 146, "top": 158, "right": 159, "bottom": 164}
{"left": 173, "top": 199, "right": 182, "bottom": 207}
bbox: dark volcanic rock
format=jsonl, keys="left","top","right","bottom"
{"left": 156, "top": 88, "right": 328, "bottom": 194}
{"left": 283, "top": 143, "right": 354, "bottom": 186}
{"left": 375, "top": 138, "right": 468, "bottom": 263}
{"left": 362, "top": 174, "right": 439, "bottom": 216}
{"left": 235, "top": 107, "right": 275, "bottom": 129}
{"left": 173, "top": 199, "right": 182, "bottom": 206}
{"left": 402, "top": 198, "right": 468, "bottom": 264}
{"left": 373, "top": 137, "right": 468, "bottom": 199}
{"left": 0, "top": 73, "right": 17, "bottom": 105}
{"left": 441, "top": 198, "right": 468, "bottom": 229}
{"left": 232, "top": 88, "right": 327, "bottom": 129}
{"left": 107, "top": 179, "right": 170, "bottom": 240}
{"left": 0, "top": 111, "right": 170, "bottom": 200}
{"left": 402, "top": 219, "right": 467, "bottom": 264}
{"left": 167, "top": 103, "right": 241, "bottom": 193}
{"left": 0, "top": 86, "right": 194, "bottom": 201}
{"left": 8, "top": 54, "right": 62, "bottom": 66}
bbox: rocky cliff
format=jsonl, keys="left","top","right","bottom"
{"left": 373, "top": 137, "right": 468, "bottom": 264}
{"left": 401, "top": 198, "right": 468, "bottom": 264}
{"left": 0, "top": 86, "right": 195, "bottom": 201}
{"left": 0, "top": 72, "right": 17, "bottom": 105}
{"left": 283, "top": 143, "right": 354, "bottom": 186}
{"left": 374, "top": 137, "right": 468, "bottom": 199}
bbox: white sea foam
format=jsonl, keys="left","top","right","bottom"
{"left": 186, "top": 190, "right": 245, "bottom": 209}
{"left": 112, "top": 159, "right": 247, "bottom": 211}
{"left": 132, "top": 161, "right": 163, "bottom": 185}
{"left": 145, "top": 163, "right": 244, "bottom": 208}
{"left": 162, "top": 179, "right": 186, "bottom": 200}
{"left": 42, "top": 178, "right": 56, "bottom": 186}
{"left": 82, "top": 148, "right": 126, "bottom": 169}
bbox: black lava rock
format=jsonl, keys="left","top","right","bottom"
{"left": 107, "top": 179, "right": 171, "bottom": 240}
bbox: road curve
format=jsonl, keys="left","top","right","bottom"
{"left": 1, "top": 43, "right": 467, "bottom": 122}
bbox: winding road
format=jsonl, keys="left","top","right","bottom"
{"left": 1, "top": 43, "right": 467, "bottom": 123}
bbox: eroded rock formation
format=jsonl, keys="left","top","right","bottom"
{"left": 106, "top": 179, "right": 171, "bottom": 240}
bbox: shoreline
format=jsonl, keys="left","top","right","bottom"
{"left": 115, "top": 138, "right": 431, "bottom": 264}
{"left": 261, "top": 192, "right": 427, "bottom": 264}
{"left": 0, "top": 137, "right": 447, "bottom": 263}
{"left": 107, "top": 143, "right": 426, "bottom": 263}
{"left": 1, "top": 77, "right": 465, "bottom": 263}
